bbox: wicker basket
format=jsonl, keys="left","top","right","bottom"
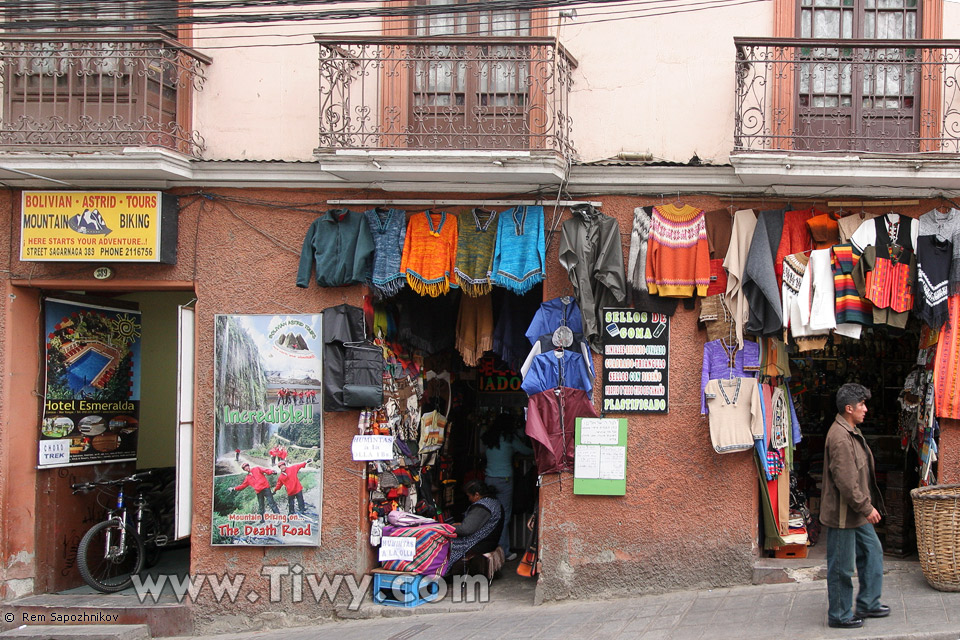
{"left": 911, "top": 484, "right": 960, "bottom": 592}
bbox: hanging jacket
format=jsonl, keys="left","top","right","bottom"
{"left": 297, "top": 209, "right": 374, "bottom": 288}
{"left": 321, "top": 304, "right": 365, "bottom": 412}
{"left": 559, "top": 205, "right": 627, "bottom": 352}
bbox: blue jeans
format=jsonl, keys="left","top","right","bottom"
{"left": 826, "top": 523, "right": 884, "bottom": 623}
{"left": 486, "top": 475, "right": 513, "bottom": 552}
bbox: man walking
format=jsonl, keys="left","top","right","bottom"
{"left": 231, "top": 462, "right": 280, "bottom": 523}
{"left": 274, "top": 459, "right": 310, "bottom": 515}
{"left": 821, "top": 383, "right": 889, "bottom": 629}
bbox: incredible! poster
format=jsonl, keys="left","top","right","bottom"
{"left": 40, "top": 298, "right": 142, "bottom": 468}
{"left": 212, "top": 314, "right": 323, "bottom": 546}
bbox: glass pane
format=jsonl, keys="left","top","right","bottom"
{"left": 865, "top": 13, "right": 875, "bottom": 38}
{"left": 907, "top": 13, "right": 917, "bottom": 38}
{"left": 814, "top": 10, "right": 841, "bottom": 38}
{"left": 801, "top": 10, "right": 812, "bottom": 38}
{"left": 878, "top": 0, "right": 904, "bottom": 7}
{"left": 842, "top": 9, "right": 853, "bottom": 38}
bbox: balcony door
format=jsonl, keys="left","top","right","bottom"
{"left": 410, "top": 0, "right": 532, "bottom": 149}
{"left": 796, "top": 0, "right": 921, "bottom": 151}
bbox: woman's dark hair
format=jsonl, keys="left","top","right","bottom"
{"left": 480, "top": 412, "right": 517, "bottom": 449}
{"left": 463, "top": 479, "right": 496, "bottom": 498}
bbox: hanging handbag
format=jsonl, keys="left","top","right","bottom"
{"left": 342, "top": 341, "right": 384, "bottom": 408}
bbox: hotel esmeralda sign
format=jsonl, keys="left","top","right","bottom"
{"left": 20, "top": 191, "right": 178, "bottom": 263}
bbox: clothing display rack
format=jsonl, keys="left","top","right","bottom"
{"left": 325, "top": 199, "right": 603, "bottom": 208}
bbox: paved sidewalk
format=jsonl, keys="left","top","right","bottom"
{"left": 176, "top": 561, "right": 960, "bottom": 640}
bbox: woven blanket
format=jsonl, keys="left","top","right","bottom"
{"left": 380, "top": 523, "right": 456, "bottom": 576}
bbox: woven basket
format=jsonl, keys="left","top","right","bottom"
{"left": 911, "top": 484, "right": 960, "bottom": 592}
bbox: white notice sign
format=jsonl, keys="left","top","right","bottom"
{"left": 579, "top": 418, "right": 620, "bottom": 445}
{"left": 378, "top": 535, "right": 416, "bottom": 562}
{"left": 39, "top": 439, "right": 70, "bottom": 467}
{"left": 574, "top": 445, "right": 601, "bottom": 479}
{"left": 599, "top": 446, "right": 626, "bottom": 480}
{"left": 351, "top": 435, "right": 395, "bottom": 461}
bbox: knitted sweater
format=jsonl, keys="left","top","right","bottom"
{"left": 363, "top": 208, "right": 407, "bottom": 298}
{"left": 491, "top": 206, "right": 545, "bottom": 294}
{"left": 918, "top": 208, "right": 960, "bottom": 295}
{"left": 454, "top": 209, "right": 499, "bottom": 296}
{"left": 400, "top": 211, "right": 459, "bottom": 297}
{"left": 645, "top": 204, "right": 710, "bottom": 297}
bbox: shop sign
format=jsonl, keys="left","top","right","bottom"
{"left": 378, "top": 536, "right": 416, "bottom": 562}
{"left": 351, "top": 435, "right": 395, "bottom": 461}
{"left": 40, "top": 297, "right": 142, "bottom": 468}
{"left": 477, "top": 356, "right": 523, "bottom": 392}
{"left": 573, "top": 417, "right": 627, "bottom": 495}
{"left": 212, "top": 314, "right": 324, "bottom": 547}
{"left": 601, "top": 308, "right": 669, "bottom": 413}
{"left": 20, "top": 191, "right": 178, "bottom": 263}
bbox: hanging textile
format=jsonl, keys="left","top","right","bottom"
{"left": 521, "top": 332, "right": 595, "bottom": 379}
{"left": 703, "top": 377, "right": 763, "bottom": 453}
{"left": 455, "top": 294, "right": 493, "bottom": 367}
{"left": 806, "top": 211, "right": 840, "bottom": 250}
{"left": 491, "top": 205, "right": 545, "bottom": 294}
{"left": 742, "top": 209, "right": 786, "bottom": 338}
{"left": 698, "top": 294, "right": 736, "bottom": 343}
{"left": 558, "top": 204, "right": 628, "bottom": 352}
{"left": 852, "top": 214, "right": 917, "bottom": 329}
{"left": 321, "top": 304, "right": 366, "bottom": 412}
{"left": 773, "top": 207, "right": 816, "bottom": 289}
{"left": 850, "top": 212, "right": 919, "bottom": 255}
{"left": 521, "top": 350, "right": 593, "bottom": 396}
{"left": 723, "top": 209, "right": 758, "bottom": 348}
{"left": 918, "top": 207, "right": 960, "bottom": 295}
{"left": 700, "top": 338, "right": 760, "bottom": 414}
{"left": 491, "top": 291, "right": 541, "bottom": 372}
{"left": 401, "top": 210, "right": 459, "bottom": 297}
{"left": 395, "top": 289, "right": 458, "bottom": 355}
{"left": 838, "top": 212, "right": 879, "bottom": 244}
{"left": 704, "top": 208, "right": 734, "bottom": 296}
{"left": 781, "top": 252, "right": 827, "bottom": 352}
{"left": 363, "top": 207, "right": 407, "bottom": 298}
{"left": 832, "top": 242, "right": 873, "bottom": 329}
{"left": 525, "top": 387, "right": 598, "bottom": 474}
{"left": 915, "top": 235, "right": 952, "bottom": 330}
{"left": 934, "top": 294, "right": 960, "bottom": 419}
{"left": 454, "top": 208, "right": 499, "bottom": 296}
{"left": 297, "top": 209, "right": 375, "bottom": 288}
{"left": 644, "top": 203, "right": 710, "bottom": 298}
{"left": 627, "top": 206, "right": 653, "bottom": 298}
{"left": 524, "top": 296, "right": 583, "bottom": 345}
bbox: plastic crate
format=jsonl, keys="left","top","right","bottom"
{"left": 371, "top": 569, "right": 442, "bottom": 607}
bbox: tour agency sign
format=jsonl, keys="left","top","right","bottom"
{"left": 20, "top": 191, "right": 178, "bottom": 263}
{"left": 40, "top": 298, "right": 142, "bottom": 468}
{"left": 601, "top": 307, "right": 669, "bottom": 413}
{"left": 212, "top": 314, "right": 324, "bottom": 547}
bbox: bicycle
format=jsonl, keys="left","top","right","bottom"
{"left": 71, "top": 470, "right": 168, "bottom": 593}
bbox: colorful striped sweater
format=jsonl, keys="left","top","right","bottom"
{"left": 645, "top": 204, "right": 710, "bottom": 297}
{"left": 832, "top": 243, "right": 873, "bottom": 326}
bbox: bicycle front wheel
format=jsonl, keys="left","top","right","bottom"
{"left": 77, "top": 520, "right": 145, "bottom": 593}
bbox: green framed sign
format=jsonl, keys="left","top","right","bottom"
{"left": 573, "top": 417, "right": 627, "bottom": 495}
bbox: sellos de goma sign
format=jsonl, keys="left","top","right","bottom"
{"left": 601, "top": 307, "right": 669, "bottom": 413}
{"left": 20, "top": 191, "right": 178, "bottom": 263}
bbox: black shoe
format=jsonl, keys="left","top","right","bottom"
{"left": 856, "top": 604, "right": 891, "bottom": 618}
{"left": 828, "top": 617, "right": 864, "bottom": 629}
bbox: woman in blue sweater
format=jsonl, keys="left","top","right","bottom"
{"left": 481, "top": 413, "right": 533, "bottom": 560}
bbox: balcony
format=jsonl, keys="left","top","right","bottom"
{"left": 0, "top": 33, "right": 210, "bottom": 159}
{"left": 314, "top": 35, "right": 577, "bottom": 173}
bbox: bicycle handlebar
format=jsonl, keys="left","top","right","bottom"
{"left": 71, "top": 470, "right": 155, "bottom": 494}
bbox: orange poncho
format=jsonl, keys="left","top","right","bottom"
{"left": 401, "top": 211, "right": 459, "bottom": 297}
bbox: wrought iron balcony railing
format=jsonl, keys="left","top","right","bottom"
{"left": 0, "top": 33, "right": 210, "bottom": 158}
{"left": 314, "top": 35, "right": 577, "bottom": 160}
{"left": 734, "top": 37, "right": 960, "bottom": 154}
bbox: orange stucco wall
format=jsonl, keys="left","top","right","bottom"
{"left": 1, "top": 188, "right": 957, "bottom": 623}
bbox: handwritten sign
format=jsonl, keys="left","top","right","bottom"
{"left": 574, "top": 445, "right": 601, "bottom": 478}
{"left": 579, "top": 418, "right": 620, "bottom": 445}
{"left": 378, "top": 535, "right": 416, "bottom": 562}
{"left": 351, "top": 435, "right": 395, "bottom": 461}
{"left": 599, "top": 446, "right": 626, "bottom": 480}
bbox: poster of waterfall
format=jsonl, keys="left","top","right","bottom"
{"left": 212, "top": 314, "right": 323, "bottom": 546}
{"left": 39, "top": 297, "right": 141, "bottom": 468}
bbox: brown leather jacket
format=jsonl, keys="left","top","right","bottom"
{"left": 820, "top": 414, "right": 884, "bottom": 529}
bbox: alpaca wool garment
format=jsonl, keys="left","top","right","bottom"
{"left": 491, "top": 206, "right": 545, "bottom": 294}
{"left": 743, "top": 209, "right": 786, "bottom": 338}
{"left": 401, "top": 211, "right": 459, "bottom": 297}
{"left": 645, "top": 204, "right": 710, "bottom": 297}
{"left": 363, "top": 207, "right": 407, "bottom": 298}
{"left": 934, "top": 295, "right": 960, "bottom": 419}
{"left": 297, "top": 209, "right": 374, "bottom": 288}
{"left": 723, "top": 209, "right": 758, "bottom": 349}
{"left": 918, "top": 208, "right": 960, "bottom": 295}
{"left": 916, "top": 235, "right": 952, "bottom": 330}
{"left": 455, "top": 294, "right": 493, "bottom": 367}
{"left": 454, "top": 208, "right": 499, "bottom": 296}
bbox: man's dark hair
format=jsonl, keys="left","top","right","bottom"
{"left": 836, "top": 382, "right": 871, "bottom": 414}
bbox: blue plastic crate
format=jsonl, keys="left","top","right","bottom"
{"left": 371, "top": 571, "right": 441, "bottom": 607}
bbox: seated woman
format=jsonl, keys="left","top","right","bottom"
{"left": 445, "top": 480, "right": 504, "bottom": 575}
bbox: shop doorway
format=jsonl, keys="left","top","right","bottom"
{"left": 26, "top": 288, "right": 196, "bottom": 597}
{"left": 774, "top": 321, "right": 933, "bottom": 561}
